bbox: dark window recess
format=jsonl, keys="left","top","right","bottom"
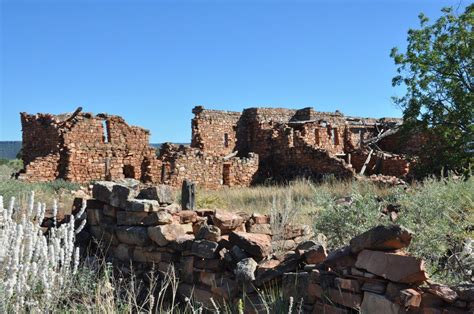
{"left": 224, "top": 133, "right": 229, "bottom": 148}
{"left": 332, "top": 128, "right": 339, "bottom": 145}
{"left": 123, "top": 165, "right": 135, "bottom": 178}
{"left": 223, "top": 164, "right": 231, "bottom": 186}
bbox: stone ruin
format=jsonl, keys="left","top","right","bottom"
{"left": 70, "top": 181, "right": 473, "bottom": 313}
{"left": 19, "top": 106, "right": 423, "bottom": 188}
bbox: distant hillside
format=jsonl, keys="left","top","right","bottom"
{"left": 0, "top": 141, "right": 22, "bottom": 160}
{"left": 0, "top": 142, "right": 189, "bottom": 160}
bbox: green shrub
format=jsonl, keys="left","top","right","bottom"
{"left": 313, "top": 175, "right": 473, "bottom": 284}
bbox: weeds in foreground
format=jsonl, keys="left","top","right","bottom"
{"left": 0, "top": 192, "right": 84, "bottom": 312}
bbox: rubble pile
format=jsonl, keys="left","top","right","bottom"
{"left": 81, "top": 181, "right": 473, "bottom": 313}
{"left": 282, "top": 225, "right": 473, "bottom": 313}
{"left": 83, "top": 181, "right": 316, "bottom": 310}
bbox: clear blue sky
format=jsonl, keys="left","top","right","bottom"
{"left": 0, "top": 0, "right": 468, "bottom": 143}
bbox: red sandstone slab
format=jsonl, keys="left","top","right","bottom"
{"left": 355, "top": 250, "right": 428, "bottom": 284}
{"left": 349, "top": 224, "right": 412, "bottom": 253}
{"left": 360, "top": 292, "right": 405, "bottom": 314}
{"left": 229, "top": 232, "right": 272, "bottom": 259}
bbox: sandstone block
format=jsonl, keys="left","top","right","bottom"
{"left": 247, "top": 223, "right": 272, "bottom": 235}
{"left": 250, "top": 213, "right": 270, "bottom": 224}
{"left": 325, "top": 288, "right": 362, "bottom": 309}
{"left": 257, "top": 259, "right": 281, "bottom": 273}
{"left": 115, "top": 226, "right": 150, "bottom": 246}
{"left": 360, "top": 292, "right": 404, "bottom": 314}
{"left": 283, "top": 224, "right": 312, "bottom": 239}
{"left": 168, "top": 234, "right": 195, "bottom": 251}
{"left": 427, "top": 283, "right": 458, "bottom": 303}
{"left": 355, "top": 250, "right": 428, "bottom": 284}
{"left": 235, "top": 257, "right": 258, "bottom": 282}
{"left": 191, "top": 240, "right": 219, "bottom": 259}
{"left": 116, "top": 211, "right": 149, "bottom": 226}
{"left": 212, "top": 210, "right": 244, "bottom": 234}
{"left": 179, "top": 256, "right": 194, "bottom": 283}
{"left": 399, "top": 288, "right": 422, "bottom": 308}
{"left": 163, "top": 203, "right": 180, "bottom": 214}
{"left": 334, "top": 277, "right": 361, "bottom": 293}
{"left": 230, "top": 245, "right": 248, "bottom": 262}
{"left": 137, "top": 185, "right": 174, "bottom": 204}
{"left": 89, "top": 225, "right": 119, "bottom": 245}
{"left": 361, "top": 281, "right": 386, "bottom": 294}
{"left": 305, "top": 243, "right": 328, "bottom": 264}
{"left": 148, "top": 224, "right": 186, "bottom": 246}
{"left": 272, "top": 239, "right": 297, "bottom": 251}
{"left": 142, "top": 211, "right": 174, "bottom": 225}
{"left": 175, "top": 210, "right": 198, "bottom": 223}
{"left": 196, "top": 224, "right": 221, "bottom": 242}
{"left": 194, "top": 258, "right": 223, "bottom": 271}
{"left": 126, "top": 199, "right": 160, "bottom": 212}
{"left": 133, "top": 247, "right": 174, "bottom": 263}
{"left": 324, "top": 246, "right": 356, "bottom": 269}
{"left": 229, "top": 231, "right": 272, "bottom": 259}
{"left": 92, "top": 181, "right": 115, "bottom": 203}
{"left": 112, "top": 243, "right": 133, "bottom": 262}
{"left": 296, "top": 239, "right": 322, "bottom": 251}
{"left": 111, "top": 184, "right": 137, "bottom": 209}
{"left": 181, "top": 223, "right": 194, "bottom": 234}
{"left": 350, "top": 224, "right": 412, "bottom": 253}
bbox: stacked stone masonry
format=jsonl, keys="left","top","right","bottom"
{"left": 20, "top": 106, "right": 420, "bottom": 187}
{"left": 82, "top": 181, "right": 473, "bottom": 313}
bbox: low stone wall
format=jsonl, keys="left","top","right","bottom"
{"left": 84, "top": 181, "right": 316, "bottom": 310}
{"left": 83, "top": 181, "right": 473, "bottom": 313}
{"left": 282, "top": 225, "right": 473, "bottom": 313}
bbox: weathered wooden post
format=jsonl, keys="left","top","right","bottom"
{"left": 181, "top": 179, "right": 196, "bottom": 210}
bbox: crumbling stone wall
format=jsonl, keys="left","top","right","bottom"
{"left": 159, "top": 144, "right": 259, "bottom": 189}
{"left": 191, "top": 106, "right": 241, "bottom": 156}
{"left": 19, "top": 112, "right": 160, "bottom": 183}
{"left": 83, "top": 181, "right": 473, "bottom": 313}
{"left": 20, "top": 106, "right": 417, "bottom": 187}
{"left": 351, "top": 151, "right": 411, "bottom": 177}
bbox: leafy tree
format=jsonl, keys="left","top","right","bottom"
{"left": 391, "top": 5, "right": 473, "bottom": 177}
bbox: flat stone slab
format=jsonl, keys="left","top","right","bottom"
{"left": 229, "top": 231, "right": 272, "bottom": 259}
{"left": 349, "top": 224, "right": 412, "bottom": 253}
{"left": 148, "top": 224, "right": 186, "bottom": 246}
{"left": 191, "top": 240, "right": 219, "bottom": 259}
{"left": 110, "top": 184, "right": 137, "bottom": 209}
{"left": 355, "top": 250, "right": 428, "bottom": 284}
{"left": 361, "top": 292, "right": 404, "bottom": 314}
{"left": 137, "top": 185, "right": 174, "bottom": 204}
{"left": 92, "top": 181, "right": 115, "bottom": 203}
{"left": 115, "top": 226, "right": 150, "bottom": 246}
{"left": 235, "top": 258, "right": 258, "bottom": 282}
{"left": 126, "top": 199, "right": 160, "bottom": 212}
{"left": 212, "top": 210, "right": 244, "bottom": 233}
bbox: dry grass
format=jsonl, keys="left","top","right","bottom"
{"left": 196, "top": 178, "right": 395, "bottom": 224}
